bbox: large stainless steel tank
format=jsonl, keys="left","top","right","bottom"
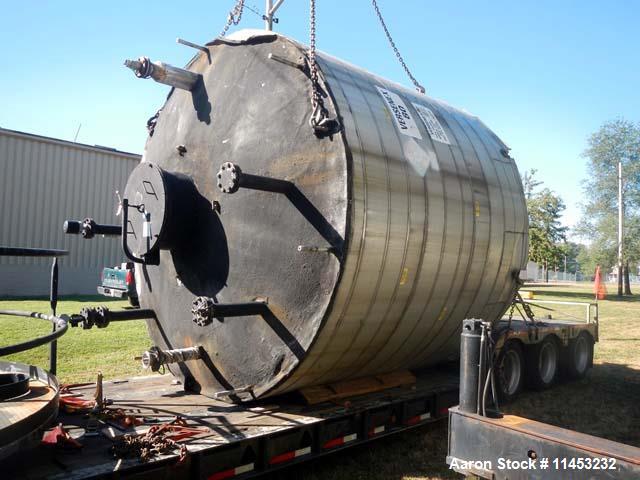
{"left": 123, "top": 30, "right": 528, "bottom": 400}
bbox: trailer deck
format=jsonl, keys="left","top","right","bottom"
{"left": 4, "top": 367, "right": 459, "bottom": 480}
{"left": 1, "top": 301, "right": 602, "bottom": 479}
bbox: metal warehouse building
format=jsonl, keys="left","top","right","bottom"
{"left": 0, "top": 127, "right": 140, "bottom": 296}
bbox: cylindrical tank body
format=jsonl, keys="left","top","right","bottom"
{"left": 128, "top": 30, "right": 528, "bottom": 400}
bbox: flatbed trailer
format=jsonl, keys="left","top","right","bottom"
{"left": 4, "top": 368, "right": 460, "bottom": 480}
{"left": 2, "top": 301, "right": 607, "bottom": 480}
{"left": 447, "top": 301, "right": 640, "bottom": 479}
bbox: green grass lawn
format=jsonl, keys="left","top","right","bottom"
{"left": 0, "top": 296, "right": 150, "bottom": 383}
{"left": 502, "top": 284, "right": 640, "bottom": 447}
{"left": 1, "top": 285, "right": 638, "bottom": 479}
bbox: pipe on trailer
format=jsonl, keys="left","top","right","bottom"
{"left": 0, "top": 311, "right": 68, "bottom": 357}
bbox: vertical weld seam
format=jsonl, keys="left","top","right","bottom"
{"left": 285, "top": 63, "right": 368, "bottom": 389}
{"left": 385, "top": 105, "right": 449, "bottom": 368}
{"left": 346, "top": 83, "right": 413, "bottom": 375}
{"left": 461, "top": 116, "right": 510, "bottom": 320}
{"left": 312, "top": 70, "right": 393, "bottom": 381}
{"left": 407, "top": 108, "right": 470, "bottom": 362}
{"left": 441, "top": 113, "right": 492, "bottom": 317}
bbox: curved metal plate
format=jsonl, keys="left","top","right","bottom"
{"left": 134, "top": 30, "right": 527, "bottom": 400}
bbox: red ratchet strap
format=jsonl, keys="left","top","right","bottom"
{"left": 42, "top": 423, "right": 82, "bottom": 449}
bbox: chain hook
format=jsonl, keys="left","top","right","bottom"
{"left": 307, "top": 0, "right": 339, "bottom": 135}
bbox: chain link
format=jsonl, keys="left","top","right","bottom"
{"left": 507, "top": 302, "right": 515, "bottom": 324}
{"left": 219, "top": 0, "right": 246, "bottom": 37}
{"left": 514, "top": 291, "right": 536, "bottom": 323}
{"left": 307, "top": 0, "right": 339, "bottom": 134}
{"left": 308, "top": 0, "right": 327, "bottom": 130}
{"left": 371, "top": 0, "right": 425, "bottom": 94}
{"left": 111, "top": 417, "right": 193, "bottom": 463}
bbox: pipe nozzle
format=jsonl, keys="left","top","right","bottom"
{"left": 124, "top": 59, "right": 143, "bottom": 72}
{"left": 123, "top": 56, "right": 200, "bottom": 91}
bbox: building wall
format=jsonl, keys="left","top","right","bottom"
{"left": 0, "top": 128, "right": 140, "bottom": 296}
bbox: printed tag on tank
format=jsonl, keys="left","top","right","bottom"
{"left": 412, "top": 103, "right": 451, "bottom": 145}
{"left": 376, "top": 86, "right": 422, "bottom": 139}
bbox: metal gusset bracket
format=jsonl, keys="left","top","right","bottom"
{"left": 70, "top": 306, "right": 156, "bottom": 330}
{"left": 124, "top": 56, "right": 201, "bottom": 91}
{"left": 64, "top": 218, "right": 122, "bottom": 239}
{"left": 297, "top": 245, "right": 335, "bottom": 254}
{"left": 176, "top": 37, "right": 208, "bottom": 53}
{"left": 216, "top": 162, "right": 293, "bottom": 195}
{"left": 121, "top": 198, "right": 159, "bottom": 265}
{"left": 192, "top": 296, "right": 268, "bottom": 326}
{"left": 141, "top": 346, "right": 204, "bottom": 372}
{"left": 268, "top": 52, "right": 307, "bottom": 72}
{"left": 213, "top": 385, "right": 254, "bottom": 401}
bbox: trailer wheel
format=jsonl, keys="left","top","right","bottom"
{"left": 496, "top": 341, "right": 525, "bottom": 403}
{"left": 527, "top": 336, "right": 560, "bottom": 390}
{"left": 565, "top": 332, "right": 593, "bottom": 379}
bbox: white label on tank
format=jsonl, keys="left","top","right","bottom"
{"left": 376, "top": 86, "right": 422, "bottom": 139}
{"left": 412, "top": 103, "right": 451, "bottom": 145}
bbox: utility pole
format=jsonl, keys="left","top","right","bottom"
{"left": 564, "top": 254, "right": 567, "bottom": 281}
{"left": 617, "top": 159, "right": 624, "bottom": 296}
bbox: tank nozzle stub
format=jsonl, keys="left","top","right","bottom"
{"left": 124, "top": 56, "right": 201, "bottom": 91}
{"left": 141, "top": 345, "right": 203, "bottom": 372}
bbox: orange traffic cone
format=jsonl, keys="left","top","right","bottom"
{"left": 594, "top": 265, "right": 607, "bottom": 300}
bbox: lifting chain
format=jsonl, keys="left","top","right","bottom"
{"left": 307, "top": 0, "right": 338, "bottom": 134}
{"left": 371, "top": 0, "right": 426, "bottom": 94}
{"left": 507, "top": 302, "right": 515, "bottom": 324}
{"left": 111, "top": 417, "right": 191, "bottom": 463}
{"left": 219, "top": 0, "right": 246, "bottom": 37}
{"left": 146, "top": 109, "right": 161, "bottom": 137}
{"left": 514, "top": 291, "right": 536, "bottom": 323}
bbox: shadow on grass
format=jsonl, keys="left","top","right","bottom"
{"left": 504, "top": 362, "right": 640, "bottom": 447}
{"left": 531, "top": 289, "right": 640, "bottom": 303}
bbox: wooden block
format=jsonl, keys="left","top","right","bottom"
{"left": 299, "top": 370, "right": 416, "bottom": 405}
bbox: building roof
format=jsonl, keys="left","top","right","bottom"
{"left": 0, "top": 126, "right": 141, "bottom": 159}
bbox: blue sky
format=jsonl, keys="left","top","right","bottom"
{"left": 1, "top": 1, "right": 638, "bottom": 232}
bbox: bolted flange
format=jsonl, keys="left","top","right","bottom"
{"left": 192, "top": 296, "right": 215, "bottom": 326}
{"left": 216, "top": 162, "right": 241, "bottom": 194}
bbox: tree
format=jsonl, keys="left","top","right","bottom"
{"left": 558, "top": 242, "right": 585, "bottom": 275}
{"left": 522, "top": 170, "right": 569, "bottom": 281}
{"left": 575, "top": 118, "right": 640, "bottom": 294}
{"left": 522, "top": 168, "right": 542, "bottom": 200}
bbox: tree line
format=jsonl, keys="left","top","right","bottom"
{"left": 523, "top": 118, "right": 639, "bottom": 292}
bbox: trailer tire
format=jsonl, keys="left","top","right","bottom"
{"left": 565, "top": 332, "right": 593, "bottom": 379}
{"left": 527, "top": 336, "right": 560, "bottom": 390}
{"left": 496, "top": 341, "right": 525, "bottom": 403}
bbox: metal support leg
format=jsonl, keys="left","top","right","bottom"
{"left": 49, "top": 257, "right": 59, "bottom": 375}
